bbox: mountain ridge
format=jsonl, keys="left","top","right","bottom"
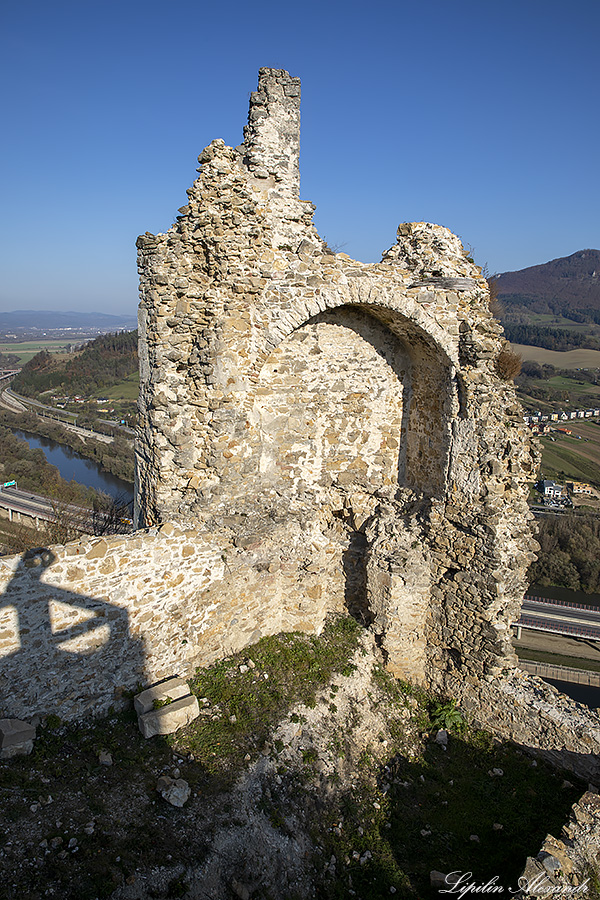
{"left": 495, "top": 249, "right": 600, "bottom": 314}
{"left": 0, "top": 310, "right": 138, "bottom": 330}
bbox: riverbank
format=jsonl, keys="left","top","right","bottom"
{"left": 13, "top": 429, "right": 133, "bottom": 501}
{"left": 0, "top": 424, "right": 132, "bottom": 554}
{"left": 0, "top": 403, "right": 134, "bottom": 483}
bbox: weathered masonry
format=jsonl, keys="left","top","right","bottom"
{"left": 2, "top": 69, "right": 600, "bottom": 785}
{"left": 135, "top": 67, "right": 537, "bottom": 691}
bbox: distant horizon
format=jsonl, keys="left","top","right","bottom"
{"left": 2, "top": 246, "right": 600, "bottom": 319}
{"left": 1, "top": 308, "right": 137, "bottom": 316}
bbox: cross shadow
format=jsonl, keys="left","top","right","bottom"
{"left": 0, "top": 548, "right": 146, "bottom": 720}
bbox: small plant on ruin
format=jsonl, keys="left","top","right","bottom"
{"left": 152, "top": 696, "right": 173, "bottom": 710}
{"left": 429, "top": 698, "right": 466, "bottom": 734}
{"left": 495, "top": 347, "right": 522, "bottom": 381}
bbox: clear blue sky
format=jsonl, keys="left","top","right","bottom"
{"left": 1, "top": 0, "right": 598, "bottom": 315}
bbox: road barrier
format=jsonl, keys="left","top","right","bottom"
{"left": 520, "top": 659, "right": 600, "bottom": 689}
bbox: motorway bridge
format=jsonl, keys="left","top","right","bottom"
{"left": 0, "top": 486, "right": 76, "bottom": 528}
{"left": 515, "top": 594, "right": 600, "bottom": 641}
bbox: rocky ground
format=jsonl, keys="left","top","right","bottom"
{"left": 0, "top": 617, "right": 588, "bottom": 900}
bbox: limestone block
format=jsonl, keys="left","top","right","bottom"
{"left": 138, "top": 694, "right": 200, "bottom": 738}
{"left": 134, "top": 676, "right": 191, "bottom": 716}
{"left": 0, "top": 718, "right": 36, "bottom": 759}
{"left": 156, "top": 775, "right": 191, "bottom": 807}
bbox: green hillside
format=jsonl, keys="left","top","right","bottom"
{"left": 495, "top": 250, "right": 600, "bottom": 350}
{"left": 12, "top": 330, "right": 138, "bottom": 398}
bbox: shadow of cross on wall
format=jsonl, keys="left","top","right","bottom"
{"left": 0, "top": 548, "right": 146, "bottom": 720}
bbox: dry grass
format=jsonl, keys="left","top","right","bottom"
{"left": 510, "top": 343, "right": 600, "bottom": 368}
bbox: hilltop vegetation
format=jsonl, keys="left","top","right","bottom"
{"left": 529, "top": 513, "right": 600, "bottom": 593}
{"left": 496, "top": 249, "right": 600, "bottom": 319}
{"left": 0, "top": 351, "right": 20, "bottom": 367}
{"left": 505, "top": 323, "right": 600, "bottom": 351}
{"left": 494, "top": 250, "right": 600, "bottom": 353}
{"left": 0, "top": 618, "right": 583, "bottom": 900}
{"left": 12, "top": 330, "right": 138, "bottom": 398}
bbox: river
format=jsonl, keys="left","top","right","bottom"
{"left": 13, "top": 429, "right": 134, "bottom": 503}
{"left": 545, "top": 678, "right": 600, "bottom": 709}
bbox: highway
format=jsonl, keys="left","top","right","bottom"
{"left": 516, "top": 595, "right": 600, "bottom": 641}
{"left": 0, "top": 486, "right": 132, "bottom": 533}
{"left": 0, "top": 386, "right": 115, "bottom": 444}
{"left": 0, "top": 486, "right": 92, "bottom": 526}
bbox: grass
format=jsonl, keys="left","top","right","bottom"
{"left": 181, "top": 615, "right": 362, "bottom": 782}
{"left": 314, "top": 663, "right": 582, "bottom": 900}
{"left": 510, "top": 344, "right": 600, "bottom": 368}
{"left": 539, "top": 437, "right": 600, "bottom": 485}
{"left": 92, "top": 372, "right": 139, "bottom": 401}
{"left": 0, "top": 616, "right": 363, "bottom": 899}
{"left": 0, "top": 618, "right": 588, "bottom": 900}
{"left": 534, "top": 376, "right": 600, "bottom": 400}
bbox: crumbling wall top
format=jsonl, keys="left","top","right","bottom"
{"left": 243, "top": 67, "right": 301, "bottom": 197}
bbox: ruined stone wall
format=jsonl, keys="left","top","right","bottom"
{"left": 135, "top": 67, "right": 538, "bottom": 692}
{"left": 4, "top": 68, "right": 600, "bottom": 798}
{"left": 0, "top": 520, "right": 345, "bottom": 721}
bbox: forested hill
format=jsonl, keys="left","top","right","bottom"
{"left": 496, "top": 249, "right": 600, "bottom": 318}
{"left": 12, "top": 331, "right": 138, "bottom": 397}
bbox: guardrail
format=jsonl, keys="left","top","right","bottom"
{"left": 525, "top": 593, "right": 600, "bottom": 612}
{"left": 520, "top": 659, "right": 600, "bottom": 688}
{"left": 517, "top": 613, "right": 600, "bottom": 641}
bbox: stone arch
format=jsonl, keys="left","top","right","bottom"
{"left": 250, "top": 279, "right": 461, "bottom": 383}
{"left": 239, "top": 302, "right": 456, "bottom": 680}
{"left": 247, "top": 299, "right": 459, "bottom": 502}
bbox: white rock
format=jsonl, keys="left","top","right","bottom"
{"left": 138, "top": 694, "right": 200, "bottom": 738}
{"left": 134, "top": 677, "right": 191, "bottom": 716}
{"left": 156, "top": 776, "right": 191, "bottom": 808}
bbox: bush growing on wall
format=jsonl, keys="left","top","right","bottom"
{"left": 495, "top": 347, "right": 522, "bottom": 381}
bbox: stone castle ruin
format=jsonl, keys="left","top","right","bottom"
{"left": 135, "top": 67, "right": 536, "bottom": 690}
{"left": 2, "top": 69, "right": 600, "bottom": 785}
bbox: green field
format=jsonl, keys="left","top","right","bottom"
{"left": 0, "top": 340, "right": 73, "bottom": 365}
{"left": 93, "top": 371, "right": 139, "bottom": 401}
{"left": 545, "top": 375, "right": 600, "bottom": 393}
{"left": 539, "top": 421, "right": 600, "bottom": 486}
{"left": 524, "top": 313, "right": 600, "bottom": 335}
{"left": 519, "top": 375, "right": 600, "bottom": 410}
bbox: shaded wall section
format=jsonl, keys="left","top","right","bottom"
{"left": 0, "top": 523, "right": 347, "bottom": 721}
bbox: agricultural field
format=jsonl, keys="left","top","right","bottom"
{"left": 510, "top": 343, "right": 600, "bottom": 368}
{"left": 0, "top": 339, "right": 75, "bottom": 365}
{"left": 539, "top": 420, "right": 600, "bottom": 487}
{"left": 93, "top": 371, "right": 139, "bottom": 401}
{"left": 518, "top": 378, "right": 600, "bottom": 415}
{"left": 524, "top": 312, "right": 600, "bottom": 336}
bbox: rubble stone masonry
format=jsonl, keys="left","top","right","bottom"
{"left": 1, "top": 70, "right": 600, "bottom": 787}
{"left": 135, "top": 68, "right": 537, "bottom": 692}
